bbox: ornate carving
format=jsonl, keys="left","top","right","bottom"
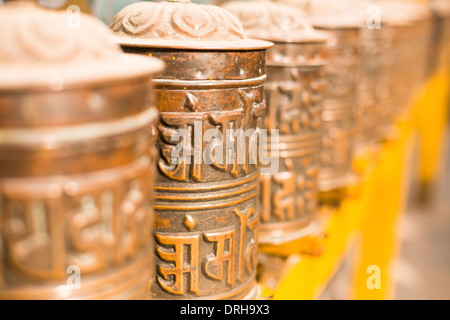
{"left": 184, "top": 215, "right": 196, "bottom": 231}
{"left": 157, "top": 88, "right": 266, "bottom": 184}
{"left": 156, "top": 232, "right": 201, "bottom": 296}
{"left": 204, "top": 229, "right": 235, "bottom": 286}
{"left": 316, "top": 28, "right": 360, "bottom": 194}
{"left": 220, "top": 0, "right": 328, "bottom": 241}
{"left": 153, "top": 203, "right": 259, "bottom": 299}
{"left": 112, "top": 0, "right": 270, "bottom": 300}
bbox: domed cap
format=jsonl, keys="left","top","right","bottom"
{"left": 110, "top": 0, "right": 272, "bottom": 50}
{"left": 222, "top": 0, "right": 328, "bottom": 43}
{"left": 0, "top": 0, "right": 164, "bottom": 90}
{"left": 282, "top": 0, "right": 366, "bottom": 29}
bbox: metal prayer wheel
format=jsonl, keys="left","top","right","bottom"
{"left": 429, "top": 0, "right": 450, "bottom": 72}
{"left": 284, "top": 0, "right": 362, "bottom": 199}
{"left": 0, "top": 1, "right": 163, "bottom": 299}
{"left": 378, "top": 1, "right": 432, "bottom": 122}
{"left": 222, "top": 1, "right": 328, "bottom": 244}
{"left": 111, "top": 0, "right": 272, "bottom": 300}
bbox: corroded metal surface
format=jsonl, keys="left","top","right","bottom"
{"left": 223, "top": 0, "right": 328, "bottom": 244}
{"left": 111, "top": 0, "right": 272, "bottom": 300}
{"left": 0, "top": 1, "right": 163, "bottom": 300}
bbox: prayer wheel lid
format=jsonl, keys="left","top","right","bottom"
{"left": 281, "top": 0, "right": 365, "bottom": 29}
{"left": 110, "top": 0, "right": 273, "bottom": 50}
{"left": 221, "top": 0, "right": 328, "bottom": 43}
{"left": 0, "top": 0, "right": 164, "bottom": 91}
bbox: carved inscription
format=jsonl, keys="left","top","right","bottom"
{"left": 155, "top": 207, "right": 258, "bottom": 297}
{"left": 265, "top": 77, "right": 323, "bottom": 134}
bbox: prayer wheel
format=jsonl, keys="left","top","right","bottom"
{"left": 0, "top": 0, "right": 163, "bottom": 299}
{"left": 111, "top": 0, "right": 272, "bottom": 300}
{"left": 429, "top": 0, "right": 450, "bottom": 73}
{"left": 222, "top": 0, "right": 328, "bottom": 244}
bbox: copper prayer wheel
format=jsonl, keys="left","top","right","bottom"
{"left": 0, "top": 1, "right": 163, "bottom": 299}
{"left": 377, "top": 1, "right": 432, "bottom": 125}
{"left": 428, "top": 1, "right": 445, "bottom": 77}
{"left": 284, "top": 0, "right": 362, "bottom": 200}
{"left": 111, "top": 0, "right": 272, "bottom": 300}
{"left": 222, "top": 1, "right": 328, "bottom": 244}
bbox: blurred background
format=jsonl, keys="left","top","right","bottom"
{"left": 1, "top": 0, "right": 449, "bottom": 300}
